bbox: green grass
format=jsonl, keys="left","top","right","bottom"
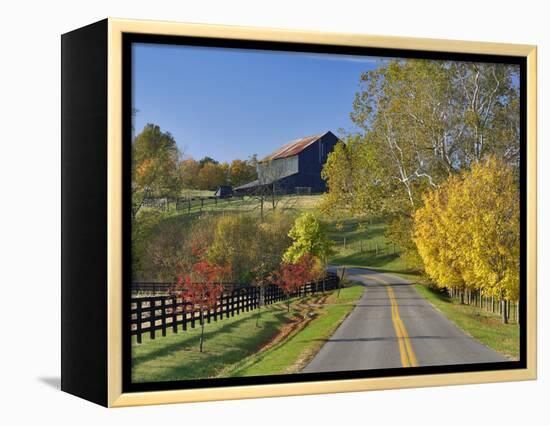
{"left": 180, "top": 189, "right": 215, "bottom": 197}
{"left": 131, "top": 285, "right": 362, "bottom": 382}
{"left": 131, "top": 303, "right": 293, "bottom": 383}
{"left": 414, "top": 283, "right": 519, "bottom": 359}
{"left": 226, "top": 284, "right": 364, "bottom": 376}
{"left": 325, "top": 217, "right": 413, "bottom": 275}
{"left": 132, "top": 285, "right": 364, "bottom": 382}
{"left": 141, "top": 194, "right": 323, "bottom": 219}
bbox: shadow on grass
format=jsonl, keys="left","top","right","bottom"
{"left": 326, "top": 219, "right": 387, "bottom": 244}
{"left": 133, "top": 312, "right": 263, "bottom": 365}
{"left": 132, "top": 309, "right": 291, "bottom": 382}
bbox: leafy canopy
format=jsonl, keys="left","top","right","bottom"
{"left": 283, "top": 213, "right": 334, "bottom": 264}
{"left": 413, "top": 156, "right": 519, "bottom": 301}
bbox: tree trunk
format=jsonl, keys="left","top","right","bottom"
{"left": 501, "top": 300, "right": 509, "bottom": 324}
{"left": 256, "top": 286, "right": 263, "bottom": 327}
{"left": 199, "top": 310, "right": 205, "bottom": 352}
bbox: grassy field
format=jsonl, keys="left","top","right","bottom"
{"left": 414, "top": 284, "right": 520, "bottom": 359}
{"left": 225, "top": 284, "right": 364, "bottom": 377}
{"left": 142, "top": 194, "right": 323, "bottom": 218}
{"left": 325, "top": 217, "right": 410, "bottom": 274}
{"left": 131, "top": 285, "right": 363, "bottom": 382}
{"left": 141, "top": 194, "right": 410, "bottom": 278}
{"left": 132, "top": 302, "right": 293, "bottom": 383}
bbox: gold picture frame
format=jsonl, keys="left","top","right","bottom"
{"left": 61, "top": 18, "right": 537, "bottom": 407}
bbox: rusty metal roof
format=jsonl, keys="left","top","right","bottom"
{"left": 261, "top": 131, "right": 329, "bottom": 162}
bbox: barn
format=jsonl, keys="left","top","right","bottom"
{"left": 235, "top": 131, "right": 340, "bottom": 195}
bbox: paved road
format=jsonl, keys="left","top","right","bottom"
{"left": 303, "top": 268, "right": 507, "bottom": 373}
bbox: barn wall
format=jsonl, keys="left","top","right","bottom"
{"left": 294, "top": 132, "right": 339, "bottom": 193}
{"left": 258, "top": 155, "right": 298, "bottom": 184}
{"left": 241, "top": 131, "right": 340, "bottom": 195}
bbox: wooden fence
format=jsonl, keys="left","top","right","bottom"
{"left": 130, "top": 274, "right": 339, "bottom": 343}
{"left": 447, "top": 287, "right": 519, "bottom": 323}
{"left": 141, "top": 195, "right": 246, "bottom": 214}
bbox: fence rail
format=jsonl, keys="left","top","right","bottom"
{"left": 446, "top": 287, "right": 519, "bottom": 323}
{"left": 131, "top": 274, "right": 339, "bottom": 343}
{"left": 141, "top": 195, "right": 247, "bottom": 214}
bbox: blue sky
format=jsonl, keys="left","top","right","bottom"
{"left": 132, "top": 43, "right": 384, "bottom": 163}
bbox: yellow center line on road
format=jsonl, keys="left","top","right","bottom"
{"left": 366, "top": 274, "right": 418, "bottom": 368}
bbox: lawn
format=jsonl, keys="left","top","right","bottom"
{"left": 325, "top": 217, "right": 412, "bottom": 274}
{"left": 414, "top": 283, "right": 520, "bottom": 359}
{"left": 131, "top": 302, "right": 293, "bottom": 383}
{"left": 226, "top": 284, "right": 364, "bottom": 377}
{"left": 131, "top": 284, "right": 363, "bottom": 382}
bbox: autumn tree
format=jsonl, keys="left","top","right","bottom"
{"left": 413, "top": 156, "right": 519, "bottom": 323}
{"left": 322, "top": 59, "right": 520, "bottom": 266}
{"left": 197, "top": 162, "right": 228, "bottom": 190}
{"left": 229, "top": 158, "right": 258, "bottom": 187}
{"left": 284, "top": 212, "right": 334, "bottom": 291}
{"left": 179, "top": 158, "right": 201, "bottom": 190}
{"left": 171, "top": 248, "right": 229, "bottom": 352}
{"left": 273, "top": 253, "right": 318, "bottom": 312}
{"left": 251, "top": 212, "right": 293, "bottom": 325}
{"left": 207, "top": 215, "right": 261, "bottom": 283}
{"left": 320, "top": 135, "right": 383, "bottom": 218}
{"left": 132, "top": 124, "right": 182, "bottom": 217}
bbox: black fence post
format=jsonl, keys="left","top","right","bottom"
{"left": 136, "top": 301, "right": 142, "bottom": 344}
{"left": 172, "top": 297, "right": 178, "bottom": 333}
{"left": 161, "top": 298, "right": 167, "bottom": 337}
{"left": 149, "top": 300, "right": 155, "bottom": 340}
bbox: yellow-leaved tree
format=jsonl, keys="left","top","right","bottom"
{"left": 413, "top": 156, "right": 519, "bottom": 323}
{"left": 413, "top": 175, "right": 470, "bottom": 302}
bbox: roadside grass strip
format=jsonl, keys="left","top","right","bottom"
{"left": 225, "top": 284, "right": 364, "bottom": 377}
{"left": 414, "top": 284, "right": 519, "bottom": 359}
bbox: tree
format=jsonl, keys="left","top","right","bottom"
{"left": 251, "top": 212, "right": 294, "bottom": 325}
{"left": 320, "top": 135, "right": 384, "bottom": 218}
{"left": 272, "top": 253, "right": 318, "bottom": 312}
{"left": 179, "top": 158, "right": 201, "bottom": 189}
{"left": 413, "top": 175, "right": 468, "bottom": 298}
{"left": 198, "top": 156, "right": 219, "bottom": 167}
{"left": 171, "top": 250, "right": 229, "bottom": 352}
{"left": 229, "top": 158, "right": 258, "bottom": 187}
{"left": 413, "top": 156, "right": 519, "bottom": 323}
{"left": 350, "top": 60, "right": 519, "bottom": 211}
{"left": 284, "top": 213, "right": 334, "bottom": 291}
{"left": 207, "top": 215, "right": 261, "bottom": 284}
{"left": 322, "top": 59, "right": 520, "bottom": 267}
{"left": 197, "top": 162, "right": 227, "bottom": 190}
{"left": 132, "top": 124, "right": 182, "bottom": 217}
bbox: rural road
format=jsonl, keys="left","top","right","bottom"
{"left": 303, "top": 268, "right": 507, "bottom": 373}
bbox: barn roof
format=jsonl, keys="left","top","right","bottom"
{"left": 234, "top": 179, "right": 260, "bottom": 191}
{"left": 261, "top": 131, "right": 331, "bottom": 162}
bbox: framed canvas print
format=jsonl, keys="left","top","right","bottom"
{"left": 61, "top": 18, "right": 537, "bottom": 407}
